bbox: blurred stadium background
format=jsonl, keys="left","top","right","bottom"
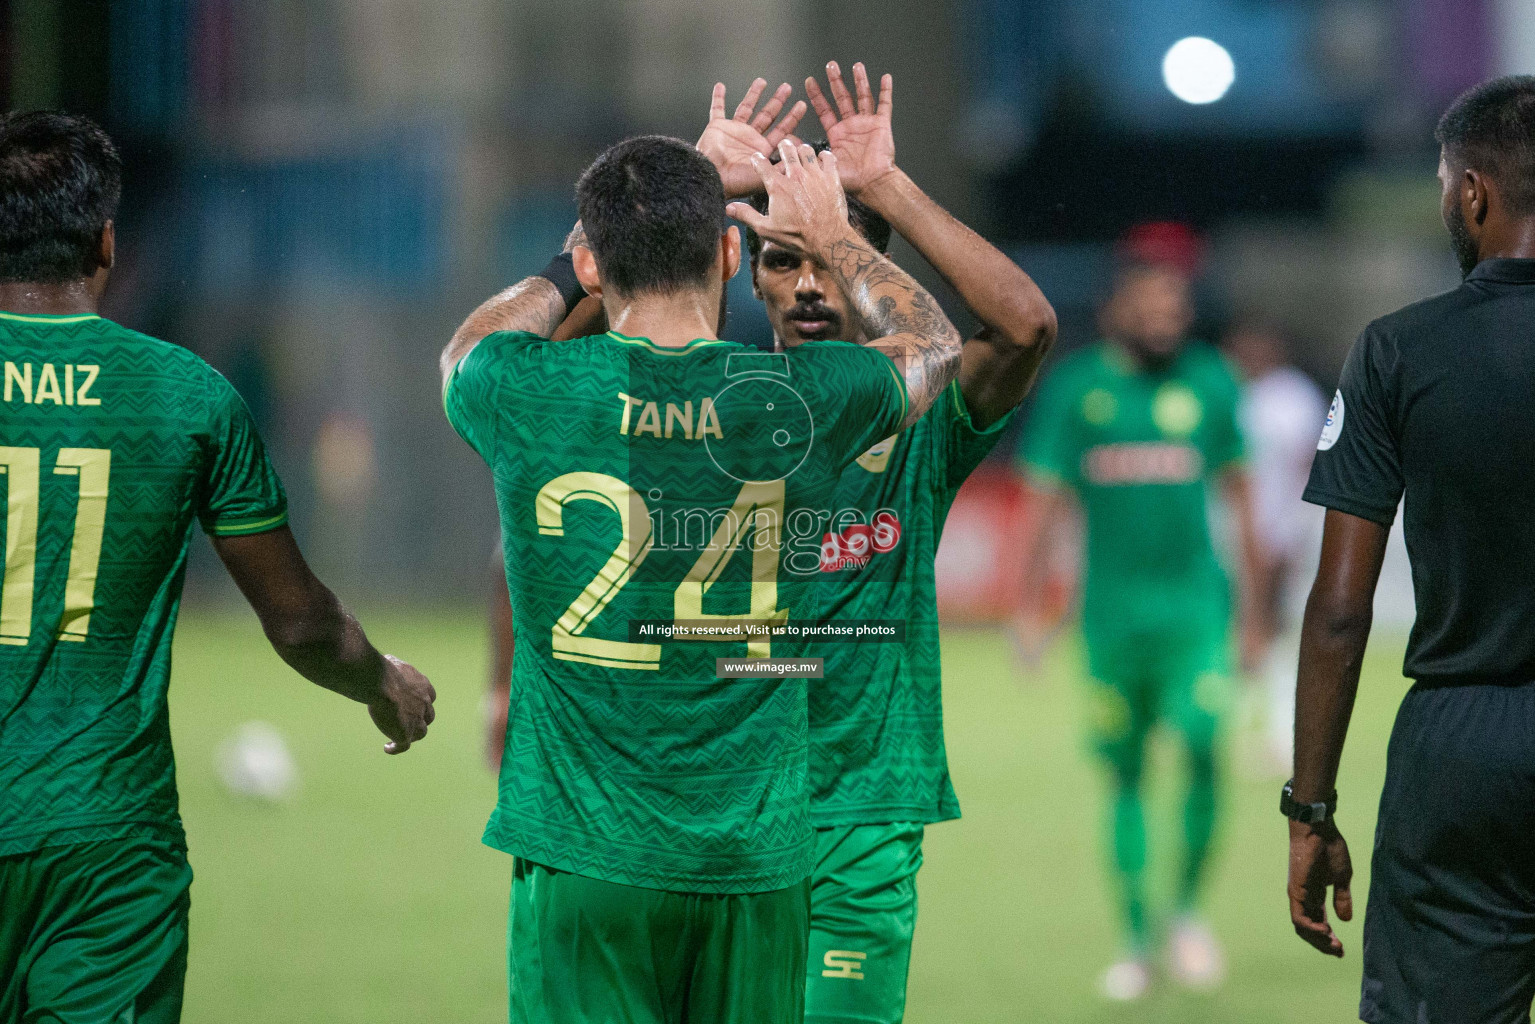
{"left": 6, "top": 0, "right": 1525, "bottom": 1018}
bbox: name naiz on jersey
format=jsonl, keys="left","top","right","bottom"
{"left": 820, "top": 510, "right": 901, "bottom": 572}
{"left": 4, "top": 362, "right": 101, "bottom": 407}
{"left": 616, "top": 392, "right": 724, "bottom": 440}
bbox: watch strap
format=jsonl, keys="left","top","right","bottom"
{"left": 1281, "top": 780, "right": 1337, "bottom": 824}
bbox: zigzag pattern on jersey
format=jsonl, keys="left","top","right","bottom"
{"left": 0, "top": 318, "right": 282, "bottom": 854}
{"left": 487, "top": 814, "right": 817, "bottom": 894}
{"left": 456, "top": 333, "right": 909, "bottom": 892}
{"left": 799, "top": 398, "right": 1009, "bottom": 826}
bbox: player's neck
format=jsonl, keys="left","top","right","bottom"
{"left": 0, "top": 278, "right": 101, "bottom": 317}
{"left": 1111, "top": 338, "right": 1177, "bottom": 373}
{"left": 1476, "top": 216, "right": 1535, "bottom": 263}
{"left": 606, "top": 291, "right": 720, "bottom": 348}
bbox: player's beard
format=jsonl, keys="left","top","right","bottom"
{"left": 1124, "top": 334, "right": 1181, "bottom": 371}
{"left": 1446, "top": 201, "right": 1480, "bottom": 278}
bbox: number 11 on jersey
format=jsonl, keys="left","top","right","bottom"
{"left": 0, "top": 446, "right": 111, "bottom": 644}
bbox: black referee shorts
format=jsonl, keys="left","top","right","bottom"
{"left": 1361, "top": 680, "right": 1535, "bottom": 1024}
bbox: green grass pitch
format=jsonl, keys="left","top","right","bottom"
{"left": 168, "top": 608, "right": 1406, "bottom": 1022}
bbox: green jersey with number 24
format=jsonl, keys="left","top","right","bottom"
{"left": 445, "top": 329, "right": 908, "bottom": 894}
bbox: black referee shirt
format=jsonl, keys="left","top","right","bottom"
{"left": 1305, "top": 257, "right": 1535, "bottom": 683}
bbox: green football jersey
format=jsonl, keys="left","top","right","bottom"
{"left": 443, "top": 329, "right": 909, "bottom": 894}
{"left": 808, "top": 379, "right": 1012, "bottom": 827}
{"left": 1020, "top": 341, "right": 1244, "bottom": 636}
{"left": 0, "top": 312, "right": 288, "bottom": 857}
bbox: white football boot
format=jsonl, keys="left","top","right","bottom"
{"left": 1167, "top": 915, "right": 1227, "bottom": 991}
{"left": 1098, "top": 955, "right": 1152, "bottom": 1002}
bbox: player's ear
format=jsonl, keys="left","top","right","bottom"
{"left": 722, "top": 226, "right": 742, "bottom": 282}
{"left": 1465, "top": 168, "right": 1491, "bottom": 227}
{"left": 98, "top": 221, "right": 115, "bottom": 272}
{"left": 572, "top": 246, "right": 602, "bottom": 300}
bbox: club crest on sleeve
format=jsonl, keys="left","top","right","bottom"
{"left": 1318, "top": 390, "right": 1344, "bottom": 451}
{"left": 855, "top": 435, "right": 897, "bottom": 474}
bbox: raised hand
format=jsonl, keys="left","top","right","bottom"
{"left": 731, "top": 141, "right": 960, "bottom": 430}
{"left": 805, "top": 61, "right": 895, "bottom": 196}
{"left": 368, "top": 654, "right": 437, "bottom": 754}
{"left": 697, "top": 79, "right": 808, "bottom": 200}
{"left": 726, "top": 140, "right": 851, "bottom": 259}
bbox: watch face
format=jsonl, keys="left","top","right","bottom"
{"left": 1282, "top": 781, "right": 1335, "bottom": 823}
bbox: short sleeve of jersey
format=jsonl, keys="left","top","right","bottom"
{"left": 809, "top": 343, "right": 911, "bottom": 466}
{"left": 931, "top": 378, "right": 1016, "bottom": 493}
{"left": 444, "top": 331, "right": 536, "bottom": 459}
{"left": 1303, "top": 324, "right": 1402, "bottom": 525}
{"left": 1018, "top": 362, "right": 1082, "bottom": 490}
{"left": 199, "top": 374, "right": 289, "bottom": 536}
{"left": 1201, "top": 353, "right": 1246, "bottom": 471}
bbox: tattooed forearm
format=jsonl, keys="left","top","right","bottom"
{"left": 823, "top": 231, "right": 961, "bottom": 426}
{"left": 439, "top": 276, "right": 565, "bottom": 386}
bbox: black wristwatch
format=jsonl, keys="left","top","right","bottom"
{"left": 1280, "top": 780, "right": 1336, "bottom": 825}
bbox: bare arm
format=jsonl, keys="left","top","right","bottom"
{"left": 438, "top": 222, "right": 590, "bottom": 387}
{"left": 871, "top": 173, "right": 1053, "bottom": 428}
{"left": 1012, "top": 482, "right": 1073, "bottom": 660}
{"left": 1220, "top": 466, "right": 1269, "bottom": 672}
{"left": 1287, "top": 509, "right": 1389, "bottom": 957}
{"left": 1293, "top": 509, "right": 1387, "bottom": 804}
{"left": 823, "top": 229, "right": 963, "bottom": 427}
{"left": 810, "top": 62, "right": 1056, "bottom": 428}
{"left": 552, "top": 295, "right": 606, "bottom": 342}
{"left": 212, "top": 528, "right": 436, "bottom": 753}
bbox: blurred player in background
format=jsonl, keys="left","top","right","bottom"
{"left": 728, "top": 63, "right": 1055, "bottom": 1023}
{"left": 445, "top": 133, "right": 962, "bottom": 1023}
{"left": 0, "top": 112, "right": 436, "bottom": 1024}
{"left": 1017, "top": 226, "right": 1262, "bottom": 1001}
{"left": 1223, "top": 320, "right": 1326, "bottom": 775}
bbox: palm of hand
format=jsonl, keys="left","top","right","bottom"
{"left": 700, "top": 119, "right": 772, "bottom": 199}
{"left": 827, "top": 115, "right": 894, "bottom": 194}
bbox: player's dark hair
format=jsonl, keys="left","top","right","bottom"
{"left": 742, "top": 141, "right": 891, "bottom": 262}
{"left": 575, "top": 135, "right": 725, "bottom": 296}
{"left": 1436, "top": 75, "right": 1535, "bottom": 216}
{"left": 0, "top": 111, "right": 121, "bottom": 284}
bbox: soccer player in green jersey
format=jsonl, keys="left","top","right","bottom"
{"left": 441, "top": 134, "right": 962, "bottom": 1024}
{"left": 0, "top": 112, "right": 436, "bottom": 1024}
{"left": 1017, "top": 249, "right": 1262, "bottom": 1000}
{"left": 707, "top": 63, "right": 1057, "bottom": 1024}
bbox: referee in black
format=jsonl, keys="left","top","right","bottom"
{"left": 1287, "top": 75, "right": 1535, "bottom": 1024}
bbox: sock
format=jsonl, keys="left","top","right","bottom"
{"left": 1176, "top": 735, "right": 1220, "bottom": 913}
{"left": 1105, "top": 738, "right": 1150, "bottom": 951}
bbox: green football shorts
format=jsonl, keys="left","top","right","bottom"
{"left": 508, "top": 858, "right": 810, "bottom": 1024}
{"left": 804, "top": 823, "right": 924, "bottom": 1024}
{"left": 1083, "top": 622, "right": 1231, "bottom": 752}
{"left": 0, "top": 835, "right": 191, "bottom": 1024}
